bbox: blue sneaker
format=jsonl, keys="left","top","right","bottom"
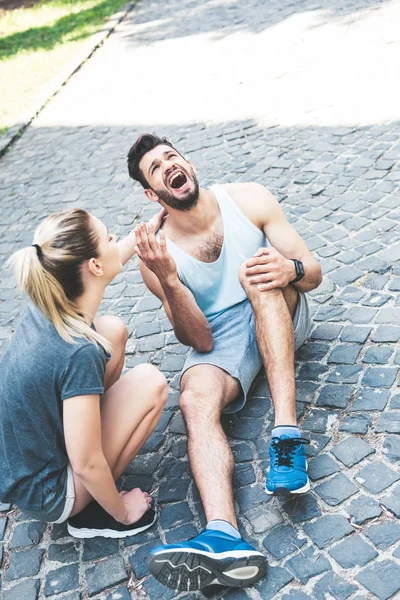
{"left": 147, "top": 529, "right": 267, "bottom": 591}
{"left": 266, "top": 435, "right": 310, "bottom": 495}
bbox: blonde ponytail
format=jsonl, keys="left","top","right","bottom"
{"left": 8, "top": 210, "right": 112, "bottom": 354}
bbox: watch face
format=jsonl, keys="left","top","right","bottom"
{"left": 298, "top": 261, "right": 305, "bottom": 277}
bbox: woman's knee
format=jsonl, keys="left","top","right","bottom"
{"left": 128, "top": 364, "right": 168, "bottom": 407}
{"left": 95, "top": 315, "right": 128, "bottom": 348}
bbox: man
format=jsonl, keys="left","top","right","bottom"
{"left": 127, "top": 134, "right": 322, "bottom": 592}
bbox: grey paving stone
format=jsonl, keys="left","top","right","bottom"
{"left": 105, "top": 586, "right": 130, "bottom": 600}
{"left": 3, "top": 579, "right": 40, "bottom": 600}
{"left": 308, "top": 454, "right": 340, "bottom": 481}
{"left": 356, "top": 560, "right": 400, "bottom": 600}
{"left": 355, "top": 462, "right": 400, "bottom": 494}
{"left": 340, "top": 325, "right": 371, "bottom": 343}
{"left": 282, "top": 494, "right": 321, "bottom": 523}
{"left": 347, "top": 494, "right": 382, "bottom": 525}
{"left": 380, "top": 484, "right": 400, "bottom": 517}
{"left": 143, "top": 576, "right": 176, "bottom": 600}
{"left": 0, "top": 503, "right": 11, "bottom": 512}
{"left": 314, "top": 473, "right": 358, "bottom": 505}
{"left": 297, "top": 363, "right": 329, "bottom": 382}
{"left": 284, "top": 545, "right": 331, "bottom": 584}
{"left": 316, "top": 384, "right": 353, "bottom": 409}
{"left": 327, "top": 365, "right": 362, "bottom": 384}
{"left": 295, "top": 381, "right": 318, "bottom": 404}
{"left": 263, "top": 524, "right": 306, "bottom": 559}
{"left": 390, "top": 393, "right": 400, "bottom": 408}
{"left": 234, "top": 462, "right": 256, "bottom": 488}
{"left": 245, "top": 504, "right": 283, "bottom": 534}
{"left": 303, "top": 410, "right": 338, "bottom": 433}
{"left": 376, "top": 413, "right": 400, "bottom": 433}
{"left": 351, "top": 388, "right": 390, "bottom": 411}
{"left": 158, "top": 478, "right": 190, "bottom": 502}
{"left": 160, "top": 502, "right": 193, "bottom": 529}
{"left": 311, "top": 323, "right": 342, "bottom": 340}
{"left": 48, "top": 542, "right": 79, "bottom": 564}
{"left": 372, "top": 325, "right": 400, "bottom": 342}
{"left": 9, "top": 521, "right": 47, "bottom": 549}
{"left": 6, "top": 547, "right": 44, "bottom": 580}
{"left": 304, "top": 515, "right": 354, "bottom": 549}
{"left": 328, "top": 344, "right": 360, "bottom": 364}
{"left": 236, "top": 484, "right": 268, "bottom": 513}
{"left": 165, "top": 523, "right": 198, "bottom": 544}
{"left": 331, "top": 436, "right": 375, "bottom": 466}
{"left": 312, "top": 572, "right": 358, "bottom": 600}
{"left": 82, "top": 537, "right": 119, "bottom": 561}
{"left": 129, "top": 540, "right": 160, "bottom": 580}
{"left": 0, "top": 516, "right": 7, "bottom": 541}
{"left": 231, "top": 417, "right": 264, "bottom": 440}
{"left": 282, "top": 592, "right": 311, "bottom": 600}
{"left": 365, "top": 521, "right": 400, "bottom": 550}
{"left": 346, "top": 307, "right": 377, "bottom": 324}
{"left": 44, "top": 564, "right": 79, "bottom": 596}
{"left": 329, "top": 267, "right": 363, "bottom": 286}
{"left": 255, "top": 565, "right": 294, "bottom": 599}
{"left": 339, "top": 413, "right": 372, "bottom": 434}
{"left": 362, "top": 345, "right": 394, "bottom": 363}
{"left": 361, "top": 367, "right": 398, "bottom": 388}
{"left": 328, "top": 534, "right": 377, "bottom": 568}
{"left": 306, "top": 434, "right": 330, "bottom": 457}
{"left": 85, "top": 556, "right": 127, "bottom": 597}
{"left": 383, "top": 434, "right": 400, "bottom": 463}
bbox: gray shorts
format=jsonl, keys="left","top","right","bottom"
{"left": 20, "top": 465, "right": 75, "bottom": 524}
{"left": 181, "top": 294, "right": 312, "bottom": 414}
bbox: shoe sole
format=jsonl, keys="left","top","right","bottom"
{"left": 265, "top": 479, "right": 310, "bottom": 496}
{"left": 67, "top": 511, "right": 157, "bottom": 539}
{"left": 147, "top": 548, "right": 267, "bottom": 591}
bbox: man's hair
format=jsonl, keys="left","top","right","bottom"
{"left": 127, "top": 133, "right": 175, "bottom": 189}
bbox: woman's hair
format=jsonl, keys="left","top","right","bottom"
{"left": 8, "top": 209, "right": 111, "bottom": 353}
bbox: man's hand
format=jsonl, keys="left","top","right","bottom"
{"left": 245, "top": 247, "right": 296, "bottom": 291}
{"left": 134, "top": 223, "right": 177, "bottom": 285}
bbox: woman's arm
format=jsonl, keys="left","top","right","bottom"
{"left": 63, "top": 394, "right": 144, "bottom": 524}
{"left": 118, "top": 208, "right": 167, "bottom": 266}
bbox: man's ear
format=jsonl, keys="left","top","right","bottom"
{"left": 144, "top": 188, "right": 159, "bottom": 203}
{"left": 87, "top": 257, "right": 104, "bottom": 277}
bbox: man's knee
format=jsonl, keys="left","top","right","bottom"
{"left": 179, "top": 389, "right": 221, "bottom": 427}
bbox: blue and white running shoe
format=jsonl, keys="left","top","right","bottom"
{"left": 147, "top": 529, "right": 267, "bottom": 591}
{"left": 266, "top": 434, "right": 310, "bottom": 495}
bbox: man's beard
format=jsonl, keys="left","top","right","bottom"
{"left": 152, "top": 174, "right": 200, "bottom": 211}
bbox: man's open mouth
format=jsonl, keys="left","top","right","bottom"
{"left": 167, "top": 169, "right": 188, "bottom": 191}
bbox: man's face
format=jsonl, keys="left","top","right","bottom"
{"left": 139, "top": 144, "right": 199, "bottom": 211}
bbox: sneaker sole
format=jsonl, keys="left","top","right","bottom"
{"left": 265, "top": 478, "right": 310, "bottom": 496}
{"left": 147, "top": 548, "right": 267, "bottom": 591}
{"left": 67, "top": 511, "right": 157, "bottom": 539}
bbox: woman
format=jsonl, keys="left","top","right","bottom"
{"left": 0, "top": 208, "right": 168, "bottom": 538}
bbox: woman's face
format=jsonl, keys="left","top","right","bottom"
{"left": 91, "top": 216, "right": 122, "bottom": 283}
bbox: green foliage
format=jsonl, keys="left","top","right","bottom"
{"left": 0, "top": 0, "right": 128, "bottom": 61}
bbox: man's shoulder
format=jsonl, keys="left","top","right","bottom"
{"left": 221, "top": 182, "right": 278, "bottom": 227}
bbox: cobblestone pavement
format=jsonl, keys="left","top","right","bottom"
{"left": 0, "top": 0, "right": 400, "bottom": 598}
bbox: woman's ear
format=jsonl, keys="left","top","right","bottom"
{"left": 87, "top": 257, "right": 104, "bottom": 277}
{"left": 144, "top": 188, "right": 160, "bottom": 203}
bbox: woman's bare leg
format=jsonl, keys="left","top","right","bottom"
{"left": 69, "top": 316, "right": 168, "bottom": 515}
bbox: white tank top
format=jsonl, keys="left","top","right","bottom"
{"left": 164, "top": 184, "right": 267, "bottom": 321}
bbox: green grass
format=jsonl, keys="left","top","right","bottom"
{"left": 0, "top": 0, "right": 129, "bottom": 130}
{"left": 0, "top": 0, "right": 129, "bottom": 60}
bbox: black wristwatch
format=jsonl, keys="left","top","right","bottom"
{"left": 290, "top": 259, "right": 305, "bottom": 283}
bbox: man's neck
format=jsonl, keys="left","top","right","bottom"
{"left": 163, "top": 187, "right": 219, "bottom": 236}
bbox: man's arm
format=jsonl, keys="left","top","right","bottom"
{"left": 237, "top": 183, "right": 322, "bottom": 293}
{"left": 136, "top": 223, "right": 214, "bottom": 353}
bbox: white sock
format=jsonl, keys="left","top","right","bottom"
{"left": 206, "top": 519, "right": 241, "bottom": 539}
{"left": 272, "top": 425, "right": 301, "bottom": 439}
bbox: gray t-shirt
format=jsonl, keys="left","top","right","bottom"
{"left": 0, "top": 303, "right": 109, "bottom": 517}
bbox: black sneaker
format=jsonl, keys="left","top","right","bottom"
{"left": 67, "top": 501, "right": 157, "bottom": 539}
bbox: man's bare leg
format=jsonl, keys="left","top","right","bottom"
{"left": 147, "top": 363, "right": 267, "bottom": 593}
{"left": 180, "top": 364, "right": 240, "bottom": 527}
{"left": 239, "top": 268, "right": 298, "bottom": 426}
